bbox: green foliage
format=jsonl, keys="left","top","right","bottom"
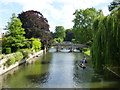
{"left": 82, "top": 48, "right": 88, "bottom": 52}
{"left": 5, "top": 47, "right": 11, "bottom": 54}
{"left": 4, "top": 13, "right": 26, "bottom": 52}
{"left": 86, "top": 40, "right": 92, "bottom": 46}
{"left": 71, "top": 39, "right": 76, "bottom": 43}
{"left": 2, "top": 38, "right": 7, "bottom": 53}
{"left": 83, "top": 49, "right": 90, "bottom": 56}
{"left": 53, "top": 38, "right": 63, "bottom": 43}
{"left": 6, "top": 56, "right": 15, "bottom": 66}
{"left": 14, "top": 52, "right": 23, "bottom": 61}
{"left": 33, "top": 39, "right": 41, "bottom": 52}
{"left": 65, "top": 29, "right": 75, "bottom": 41}
{"left": 53, "top": 26, "right": 66, "bottom": 40}
{"left": 73, "top": 8, "right": 103, "bottom": 44}
{"left": 29, "top": 38, "right": 41, "bottom": 52}
{"left": 20, "top": 49, "right": 31, "bottom": 58}
{"left": 92, "top": 7, "right": 120, "bottom": 71}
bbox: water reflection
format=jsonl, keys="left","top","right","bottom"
{"left": 26, "top": 72, "right": 49, "bottom": 83}
{"left": 49, "top": 48, "right": 80, "bottom": 53}
{"left": 1, "top": 49, "right": 120, "bottom": 88}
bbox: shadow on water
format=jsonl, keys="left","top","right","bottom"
{"left": 41, "top": 52, "right": 52, "bottom": 64}
{"left": 26, "top": 72, "right": 50, "bottom": 84}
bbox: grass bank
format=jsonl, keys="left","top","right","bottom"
{"left": 82, "top": 48, "right": 90, "bottom": 56}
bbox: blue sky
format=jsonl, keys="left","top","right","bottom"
{"left": 0, "top": 0, "right": 112, "bottom": 32}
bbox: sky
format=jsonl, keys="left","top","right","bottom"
{"left": 0, "top": 0, "right": 113, "bottom": 32}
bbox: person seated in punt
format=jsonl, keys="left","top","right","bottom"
{"left": 79, "top": 63, "right": 86, "bottom": 69}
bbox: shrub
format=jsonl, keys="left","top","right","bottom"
{"left": 83, "top": 48, "right": 88, "bottom": 52}
{"left": 20, "top": 49, "right": 31, "bottom": 58}
{"left": 32, "top": 38, "right": 41, "bottom": 52}
{"left": 14, "top": 52, "right": 23, "bottom": 61}
{"left": 6, "top": 56, "right": 15, "bottom": 66}
{"left": 29, "top": 38, "right": 41, "bottom": 52}
{"left": 5, "top": 48, "right": 11, "bottom": 54}
{"left": 53, "top": 38, "right": 63, "bottom": 43}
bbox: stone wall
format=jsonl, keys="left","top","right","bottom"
{"left": 0, "top": 50, "right": 43, "bottom": 75}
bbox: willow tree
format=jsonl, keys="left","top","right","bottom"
{"left": 73, "top": 8, "right": 103, "bottom": 44}
{"left": 92, "top": 7, "right": 120, "bottom": 71}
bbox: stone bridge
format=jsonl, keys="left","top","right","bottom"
{"left": 52, "top": 43, "right": 87, "bottom": 52}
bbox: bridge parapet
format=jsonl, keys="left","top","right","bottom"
{"left": 52, "top": 43, "right": 87, "bottom": 47}
{"left": 52, "top": 43, "right": 88, "bottom": 52}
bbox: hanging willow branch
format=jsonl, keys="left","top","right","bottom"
{"left": 92, "top": 7, "right": 120, "bottom": 71}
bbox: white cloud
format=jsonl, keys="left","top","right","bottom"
{"left": 102, "top": 6, "right": 111, "bottom": 16}
{"left": 1, "top": 0, "right": 112, "bottom": 32}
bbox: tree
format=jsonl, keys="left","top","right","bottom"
{"left": 4, "top": 13, "right": 26, "bottom": 52}
{"left": 73, "top": 8, "right": 103, "bottom": 44}
{"left": 92, "top": 7, "right": 120, "bottom": 71}
{"left": 18, "top": 10, "right": 52, "bottom": 48}
{"left": 53, "top": 38, "right": 63, "bottom": 43}
{"left": 108, "top": 0, "right": 120, "bottom": 11}
{"left": 65, "top": 29, "right": 75, "bottom": 41}
{"left": 54, "top": 26, "right": 66, "bottom": 40}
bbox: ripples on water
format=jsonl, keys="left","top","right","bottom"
{"left": 1, "top": 48, "right": 120, "bottom": 88}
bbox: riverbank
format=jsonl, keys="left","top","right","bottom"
{"left": 0, "top": 50, "right": 43, "bottom": 75}
{"left": 82, "top": 47, "right": 90, "bottom": 56}
{"left": 83, "top": 50, "right": 90, "bottom": 56}
{"left": 106, "top": 67, "right": 120, "bottom": 78}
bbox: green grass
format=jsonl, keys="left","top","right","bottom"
{"left": 83, "top": 49, "right": 90, "bottom": 56}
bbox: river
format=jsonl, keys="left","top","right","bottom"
{"left": 0, "top": 48, "right": 120, "bottom": 88}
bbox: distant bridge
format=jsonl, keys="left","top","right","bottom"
{"left": 52, "top": 42, "right": 88, "bottom": 52}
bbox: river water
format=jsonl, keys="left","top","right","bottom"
{"left": 0, "top": 49, "right": 120, "bottom": 88}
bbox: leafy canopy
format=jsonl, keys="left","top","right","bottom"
{"left": 4, "top": 13, "right": 26, "bottom": 52}
{"left": 54, "top": 26, "right": 66, "bottom": 39}
{"left": 73, "top": 8, "right": 103, "bottom": 44}
{"left": 18, "top": 10, "right": 52, "bottom": 47}
{"left": 65, "top": 29, "right": 75, "bottom": 41}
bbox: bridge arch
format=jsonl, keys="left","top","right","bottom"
{"left": 52, "top": 42, "right": 87, "bottom": 52}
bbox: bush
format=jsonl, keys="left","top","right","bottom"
{"left": 14, "top": 52, "right": 23, "bottom": 61}
{"left": 83, "top": 48, "right": 88, "bottom": 52}
{"left": 20, "top": 49, "right": 31, "bottom": 58}
{"left": 86, "top": 40, "right": 92, "bottom": 46}
{"left": 5, "top": 48, "right": 11, "bottom": 54}
{"left": 6, "top": 56, "right": 15, "bottom": 66}
{"left": 53, "top": 38, "right": 63, "bottom": 43}
{"left": 28, "top": 38, "right": 41, "bottom": 52}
